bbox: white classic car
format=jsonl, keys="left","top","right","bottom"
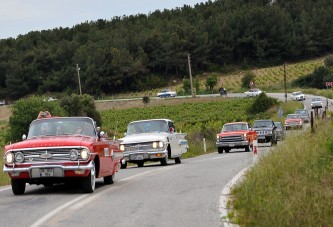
{"left": 119, "top": 119, "right": 188, "bottom": 168}
{"left": 291, "top": 91, "right": 305, "bottom": 101}
{"left": 157, "top": 89, "right": 177, "bottom": 98}
{"left": 311, "top": 97, "right": 323, "bottom": 109}
{"left": 244, "top": 88, "right": 262, "bottom": 97}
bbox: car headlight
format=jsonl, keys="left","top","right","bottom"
{"left": 15, "top": 152, "right": 25, "bottom": 163}
{"left": 80, "top": 149, "right": 90, "bottom": 160}
{"left": 153, "top": 141, "right": 164, "bottom": 149}
{"left": 216, "top": 135, "right": 220, "bottom": 139}
{"left": 5, "top": 152, "right": 14, "bottom": 164}
{"left": 119, "top": 144, "right": 125, "bottom": 151}
{"left": 70, "top": 149, "right": 79, "bottom": 161}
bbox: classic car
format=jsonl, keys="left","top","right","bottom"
{"left": 291, "top": 91, "right": 305, "bottom": 101}
{"left": 295, "top": 109, "right": 310, "bottom": 123}
{"left": 311, "top": 97, "right": 323, "bottom": 109}
{"left": 119, "top": 119, "right": 188, "bottom": 168}
{"left": 244, "top": 88, "right": 262, "bottom": 97}
{"left": 3, "top": 116, "right": 123, "bottom": 195}
{"left": 157, "top": 89, "right": 177, "bottom": 98}
{"left": 251, "top": 120, "right": 277, "bottom": 146}
{"left": 285, "top": 114, "right": 304, "bottom": 130}
{"left": 216, "top": 122, "right": 257, "bottom": 153}
{"left": 274, "top": 121, "right": 285, "bottom": 141}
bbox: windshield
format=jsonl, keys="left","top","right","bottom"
{"left": 28, "top": 117, "right": 96, "bottom": 138}
{"left": 274, "top": 122, "right": 282, "bottom": 129}
{"left": 287, "top": 114, "right": 301, "bottom": 119}
{"left": 252, "top": 121, "right": 273, "bottom": 128}
{"left": 312, "top": 98, "right": 321, "bottom": 102}
{"left": 295, "top": 110, "right": 308, "bottom": 115}
{"left": 222, "top": 123, "right": 248, "bottom": 132}
{"left": 127, "top": 120, "right": 168, "bottom": 135}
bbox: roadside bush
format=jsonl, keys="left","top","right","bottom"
{"left": 241, "top": 71, "right": 256, "bottom": 88}
{"left": 7, "top": 96, "right": 66, "bottom": 142}
{"left": 247, "top": 92, "right": 278, "bottom": 114}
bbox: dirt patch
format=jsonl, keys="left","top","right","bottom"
{"left": 0, "top": 106, "right": 11, "bottom": 121}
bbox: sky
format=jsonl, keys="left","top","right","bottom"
{"left": 0, "top": 0, "right": 207, "bottom": 40}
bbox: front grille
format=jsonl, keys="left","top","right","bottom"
{"left": 220, "top": 135, "right": 243, "bottom": 142}
{"left": 124, "top": 142, "right": 154, "bottom": 152}
{"left": 12, "top": 147, "right": 85, "bottom": 164}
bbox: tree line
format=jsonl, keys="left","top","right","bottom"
{"left": 0, "top": 0, "right": 332, "bottom": 100}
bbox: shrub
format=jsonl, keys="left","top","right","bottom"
{"left": 7, "top": 96, "right": 66, "bottom": 142}
{"left": 247, "top": 93, "right": 278, "bottom": 114}
{"left": 142, "top": 96, "right": 150, "bottom": 106}
{"left": 241, "top": 71, "right": 256, "bottom": 88}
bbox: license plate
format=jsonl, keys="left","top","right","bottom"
{"left": 135, "top": 154, "right": 144, "bottom": 160}
{"left": 229, "top": 143, "right": 234, "bottom": 147}
{"left": 40, "top": 168, "right": 54, "bottom": 177}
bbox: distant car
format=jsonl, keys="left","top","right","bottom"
{"left": 311, "top": 97, "right": 323, "bottom": 109}
{"left": 291, "top": 91, "right": 305, "bottom": 101}
{"left": 244, "top": 88, "right": 262, "bottom": 97}
{"left": 251, "top": 119, "right": 277, "bottom": 146}
{"left": 157, "top": 89, "right": 177, "bottom": 98}
{"left": 274, "top": 121, "right": 285, "bottom": 140}
{"left": 285, "top": 114, "right": 304, "bottom": 130}
{"left": 295, "top": 109, "right": 310, "bottom": 123}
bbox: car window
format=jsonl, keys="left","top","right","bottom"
{"left": 222, "top": 123, "right": 247, "bottom": 132}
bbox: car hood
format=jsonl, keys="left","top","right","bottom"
{"left": 252, "top": 127, "right": 272, "bottom": 131}
{"left": 5, "top": 136, "right": 96, "bottom": 151}
{"left": 119, "top": 132, "right": 169, "bottom": 144}
{"left": 285, "top": 119, "right": 302, "bottom": 123}
{"left": 217, "top": 130, "right": 249, "bottom": 136}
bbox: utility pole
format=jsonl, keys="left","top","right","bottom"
{"left": 187, "top": 54, "right": 195, "bottom": 98}
{"left": 284, "top": 62, "right": 287, "bottom": 102}
{"left": 76, "top": 64, "right": 82, "bottom": 95}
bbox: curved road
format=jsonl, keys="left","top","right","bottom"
{"left": 0, "top": 92, "right": 321, "bottom": 227}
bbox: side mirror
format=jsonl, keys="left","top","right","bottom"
{"left": 22, "top": 134, "right": 27, "bottom": 140}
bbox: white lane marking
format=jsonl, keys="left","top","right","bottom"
{"left": 30, "top": 167, "right": 175, "bottom": 227}
{"left": 0, "top": 187, "right": 11, "bottom": 192}
{"left": 219, "top": 167, "right": 250, "bottom": 227}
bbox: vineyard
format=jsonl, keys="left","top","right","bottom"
{"left": 101, "top": 97, "right": 277, "bottom": 157}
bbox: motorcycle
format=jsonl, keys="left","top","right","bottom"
{"left": 219, "top": 88, "right": 227, "bottom": 96}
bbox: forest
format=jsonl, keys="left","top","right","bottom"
{"left": 0, "top": 0, "right": 332, "bottom": 100}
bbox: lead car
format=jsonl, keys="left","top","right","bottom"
{"left": 3, "top": 116, "right": 123, "bottom": 195}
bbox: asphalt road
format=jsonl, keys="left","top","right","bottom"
{"left": 0, "top": 92, "right": 319, "bottom": 227}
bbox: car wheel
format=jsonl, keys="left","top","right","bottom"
{"left": 224, "top": 148, "right": 230, "bottom": 153}
{"left": 104, "top": 173, "right": 115, "bottom": 185}
{"left": 217, "top": 147, "right": 224, "bottom": 154}
{"left": 174, "top": 157, "right": 181, "bottom": 164}
{"left": 82, "top": 161, "right": 96, "bottom": 193}
{"left": 11, "top": 179, "right": 26, "bottom": 195}
{"left": 160, "top": 156, "right": 168, "bottom": 166}
{"left": 121, "top": 162, "right": 127, "bottom": 169}
{"left": 245, "top": 145, "right": 251, "bottom": 152}
{"left": 137, "top": 161, "right": 144, "bottom": 167}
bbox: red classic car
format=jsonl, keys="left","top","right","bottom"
{"left": 285, "top": 114, "right": 304, "bottom": 130}
{"left": 216, "top": 122, "right": 257, "bottom": 153}
{"left": 3, "top": 116, "right": 123, "bottom": 195}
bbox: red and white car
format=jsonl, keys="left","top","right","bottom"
{"left": 285, "top": 114, "right": 304, "bottom": 130}
{"left": 3, "top": 116, "right": 123, "bottom": 195}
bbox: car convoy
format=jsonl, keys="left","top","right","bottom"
{"left": 2, "top": 91, "right": 321, "bottom": 195}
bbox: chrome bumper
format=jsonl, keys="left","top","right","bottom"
{"left": 123, "top": 149, "right": 168, "bottom": 161}
{"left": 216, "top": 141, "right": 249, "bottom": 148}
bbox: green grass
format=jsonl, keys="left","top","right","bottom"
{"left": 231, "top": 120, "right": 333, "bottom": 226}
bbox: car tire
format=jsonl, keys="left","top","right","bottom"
{"left": 174, "top": 157, "right": 181, "bottom": 164}
{"left": 121, "top": 162, "right": 127, "bottom": 169}
{"left": 104, "top": 174, "right": 115, "bottom": 185}
{"left": 82, "top": 161, "right": 96, "bottom": 193}
{"left": 11, "top": 179, "right": 26, "bottom": 195}
{"left": 160, "top": 157, "right": 168, "bottom": 166}
{"left": 224, "top": 148, "right": 230, "bottom": 153}
{"left": 245, "top": 145, "right": 251, "bottom": 152}
{"left": 217, "top": 147, "right": 224, "bottom": 154}
{"left": 137, "top": 161, "right": 144, "bottom": 167}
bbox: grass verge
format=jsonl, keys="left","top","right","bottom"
{"left": 231, "top": 119, "right": 333, "bottom": 226}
